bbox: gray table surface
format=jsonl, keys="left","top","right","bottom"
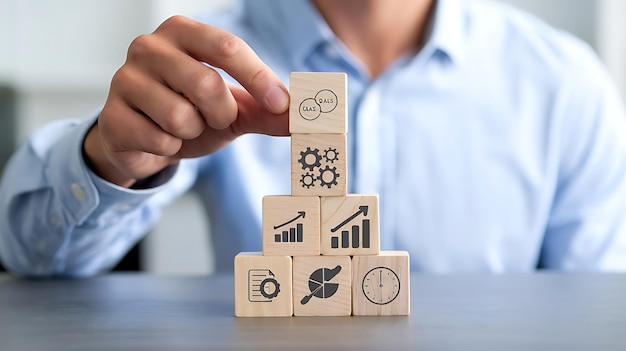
{"left": 0, "top": 273, "right": 625, "bottom": 350}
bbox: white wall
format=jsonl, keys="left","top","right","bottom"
{"left": 501, "top": 0, "right": 598, "bottom": 48}
{"left": 596, "top": 0, "right": 626, "bottom": 95}
{"left": 501, "top": 0, "right": 626, "bottom": 96}
{"left": 0, "top": 0, "right": 16, "bottom": 83}
{"left": 149, "top": 0, "right": 232, "bottom": 28}
{"left": 1, "top": 0, "right": 152, "bottom": 141}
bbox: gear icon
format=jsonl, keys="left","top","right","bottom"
{"left": 300, "top": 172, "right": 316, "bottom": 188}
{"left": 259, "top": 277, "right": 280, "bottom": 299}
{"left": 318, "top": 166, "right": 340, "bottom": 188}
{"left": 298, "top": 147, "right": 322, "bottom": 171}
{"left": 323, "top": 148, "right": 339, "bottom": 163}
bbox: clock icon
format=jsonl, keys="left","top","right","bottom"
{"left": 362, "top": 267, "right": 400, "bottom": 305}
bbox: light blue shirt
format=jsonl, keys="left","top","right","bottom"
{"left": 2, "top": 0, "right": 626, "bottom": 276}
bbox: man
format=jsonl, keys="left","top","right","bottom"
{"left": 1, "top": 0, "right": 625, "bottom": 276}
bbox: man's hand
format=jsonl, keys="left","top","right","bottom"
{"left": 84, "top": 16, "right": 290, "bottom": 187}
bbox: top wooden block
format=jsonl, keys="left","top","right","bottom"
{"left": 289, "top": 72, "right": 347, "bottom": 134}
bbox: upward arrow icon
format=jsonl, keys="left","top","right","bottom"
{"left": 273, "top": 211, "right": 306, "bottom": 230}
{"left": 330, "top": 206, "right": 368, "bottom": 233}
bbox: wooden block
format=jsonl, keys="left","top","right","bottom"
{"left": 234, "top": 252, "right": 293, "bottom": 317}
{"left": 291, "top": 134, "right": 347, "bottom": 197}
{"left": 289, "top": 72, "right": 347, "bottom": 134}
{"left": 321, "top": 195, "right": 380, "bottom": 256}
{"left": 292, "top": 255, "right": 352, "bottom": 316}
{"left": 352, "top": 251, "right": 410, "bottom": 316}
{"left": 262, "top": 196, "right": 320, "bottom": 256}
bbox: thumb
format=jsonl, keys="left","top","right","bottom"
{"left": 229, "top": 85, "right": 290, "bottom": 137}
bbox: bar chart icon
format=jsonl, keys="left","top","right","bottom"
{"left": 275, "top": 223, "right": 304, "bottom": 243}
{"left": 263, "top": 196, "right": 320, "bottom": 256}
{"left": 330, "top": 206, "right": 370, "bottom": 249}
{"left": 274, "top": 211, "right": 305, "bottom": 243}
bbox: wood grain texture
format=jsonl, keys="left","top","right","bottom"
{"left": 234, "top": 252, "right": 293, "bottom": 317}
{"left": 293, "top": 256, "right": 352, "bottom": 316}
{"left": 262, "top": 196, "right": 321, "bottom": 256}
{"left": 321, "top": 195, "right": 380, "bottom": 255}
{"left": 289, "top": 72, "right": 347, "bottom": 134}
{"left": 291, "top": 134, "right": 347, "bottom": 196}
{"left": 352, "top": 251, "right": 410, "bottom": 316}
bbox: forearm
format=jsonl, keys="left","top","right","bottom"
{"left": 0, "top": 116, "right": 196, "bottom": 277}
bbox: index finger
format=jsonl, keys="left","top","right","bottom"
{"left": 156, "top": 16, "right": 289, "bottom": 114}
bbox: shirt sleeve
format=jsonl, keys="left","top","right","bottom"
{"left": 0, "top": 112, "right": 198, "bottom": 277}
{"left": 539, "top": 48, "right": 626, "bottom": 271}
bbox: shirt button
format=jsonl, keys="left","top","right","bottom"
{"left": 115, "top": 203, "right": 131, "bottom": 211}
{"left": 324, "top": 44, "right": 339, "bottom": 59}
{"left": 71, "top": 183, "right": 86, "bottom": 202}
{"left": 50, "top": 216, "right": 62, "bottom": 228}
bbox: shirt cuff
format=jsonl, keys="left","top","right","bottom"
{"left": 45, "top": 114, "right": 180, "bottom": 225}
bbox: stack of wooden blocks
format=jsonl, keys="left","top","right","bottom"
{"left": 235, "top": 72, "right": 410, "bottom": 317}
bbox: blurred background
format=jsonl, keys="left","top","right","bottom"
{"left": 0, "top": 0, "right": 625, "bottom": 275}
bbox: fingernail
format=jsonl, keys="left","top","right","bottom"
{"left": 265, "top": 86, "right": 289, "bottom": 113}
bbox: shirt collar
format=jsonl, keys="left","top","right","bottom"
{"left": 242, "top": 0, "right": 467, "bottom": 67}
{"left": 425, "top": 0, "right": 467, "bottom": 63}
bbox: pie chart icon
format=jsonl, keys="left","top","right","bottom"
{"left": 300, "top": 265, "right": 342, "bottom": 305}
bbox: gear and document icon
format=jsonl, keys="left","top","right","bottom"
{"left": 248, "top": 269, "right": 281, "bottom": 302}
